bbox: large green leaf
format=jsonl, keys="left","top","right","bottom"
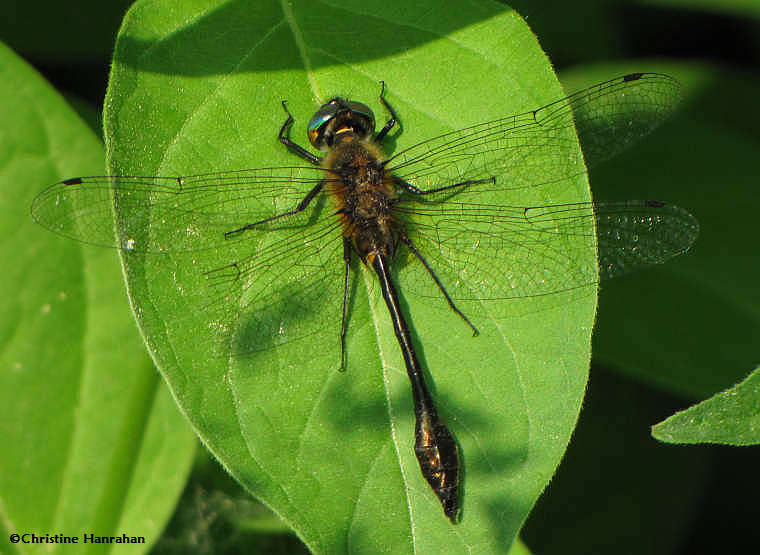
{"left": 99, "top": 1, "right": 592, "bottom": 552}
{"left": 0, "top": 42, "right": 196, "bottom": 554}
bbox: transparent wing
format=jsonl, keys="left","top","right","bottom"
{"left": 30, "top": 166, "right": 332, "bottom": 252}
{"left": 31, "top": 166, "right": 350, "bottom": 356}
{"left": 386, "top": 73, "right": 681, "bottom": 193}
{"left": 202, "top": 216, "right": 347, "bottom": 357}
{"left": 395, "top": 199, "right": 698, "bottom": 302}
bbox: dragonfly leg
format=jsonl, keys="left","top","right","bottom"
{"left": 375, "top": 81, "right": 398, "bottom": 144}
{"left": 279, "top": 100, "right": 323, "bottom": 165}
{"left": 339, "top": 237, "right": 352, "bottom": 371}
{"left": 399, "top": 233, "right": 479, "bottom": 336}
{"left": 395, "top": 175, "right": 495, "bottom": 196}
{"left": 224, "top": 181, "right": 323, "bottom": 239}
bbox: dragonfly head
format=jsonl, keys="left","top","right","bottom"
{"left": 308, "top": 97, "right": 376, "bottom": 150}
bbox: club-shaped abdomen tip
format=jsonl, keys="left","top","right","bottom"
{"left": 414, "top": 410, "right": 461, "bottom": 523}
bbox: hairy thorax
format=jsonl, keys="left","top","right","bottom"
{"left": 323, "top": 134, "right": 399, "bottom": 262}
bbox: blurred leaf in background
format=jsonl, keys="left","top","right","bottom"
{"left": 0, "top": 41, "right": 197, "bottom": 555}
{"left": 653, "top": 365, "right": 760, "bottom": 445}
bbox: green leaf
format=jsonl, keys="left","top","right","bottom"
{"left": 653, "top": 366, "right": 760, "bottom": 445}
{"left": 101, "top": 1, "right": 592, "bottom": 552}
{"left": 0, "top": 41, "right": 196, "bottom": 554}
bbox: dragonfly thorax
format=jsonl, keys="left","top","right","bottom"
{"left": 324, "top": 135, "right": 398, "bottom": 264}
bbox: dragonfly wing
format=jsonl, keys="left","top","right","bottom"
{"left": 591, "top": 201, "right": 699, "bottom": 280}
{"left": 202, "top": 216, "right": 347, "bottom": 357}
{"left": 395, "top": 200, "right": 697, "bottom": 304}
{"left": 31, "top": 166, "right": 350, "bottom": 357}
{"left": 571, "top": 73, "right": 681, "bottom": 167}
{"left": 30, "top": 166, "right": 329, "bottom": 253}
{"left": 385, "top": 73, "right": 680, "bottom": 195}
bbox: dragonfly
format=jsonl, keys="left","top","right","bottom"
{"left": 31, "top": 72, "right": 698, "bottom": 522}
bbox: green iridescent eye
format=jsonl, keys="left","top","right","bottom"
{"left": 307, "top": 100, "right": 340, "bottom": 149}
{"left": 307, "top": 98, "right": 375, "bottom": 149}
